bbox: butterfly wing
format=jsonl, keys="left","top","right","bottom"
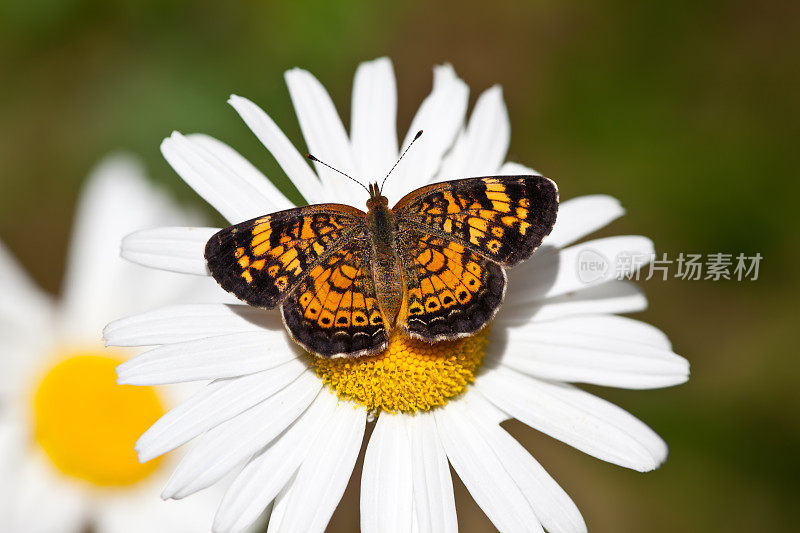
{"left": 205, "top": 204, "right": 388, "bottom": 358}
{"left": 205, "top": 204, "right": 365, "bottom": 309}
{"left": 281, "top": 237, "right": 389, "bottom": 358}
{"left": 393, "top": 175, "right": 558, "bottom": 341}
{"left": 393, "top": 175, "right": 558, "bottom": 266}
{"left": 397, "top": 230, "right": 507, "bottom": 341}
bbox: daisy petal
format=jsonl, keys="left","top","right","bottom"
{"left": 285, "top": 67, "right": 360, "bottom": 203}
{"left": 384, "top": 64, "right": 468, "bottom": 203}
{"left": 435, "top": 401, "right": 543, "bottom": 533}
{"left": 492, "top": 315, "right": 686, "bottom": 389}
{"left": 544, "top": 195, "right": 626, "bottom": 249}
{"left": 0, "top": 240, "right": 52, "bottom": 331}
{"left": 228, "top": 95, "right": 323, "bottom": 205}
{"left": 121, "top": 227, "right": 216, "bottom": 276}
{"left": 506, "top": 236, "right": 655, "bottom": 303}
{"left": 408, "top": 414, "right": 457, "bottom": 533}
{"left": 351, "top": 57, "right": 399, "bottom": 180}
{"left": 104, "top": 304, "right": 279, "bottom": 347}
{"left": 518, "top": 314, "right": 672, "bottom": 350}
{"left": 186, "top": 134, "right": 294, "bottom": 212}
{"left": 477, "top": 367, "right": 668, "bottom": 471}
{"left": 361, "top": 414, "right": 414, "bottom": 533}
{"left": 116, "top": 330, "right": 298, "bottom": 385}
{"left": 465, "top": 394, "right": 586, "bottom": 533}
{"left": 267, "top": 401, "right": 367, "bottom": 533}
{"left": 499, "top": 161, "right": 542, "bottom": 176}
{"left": 213, "top": 392, "right": 339, "bottom": 533}
{"left": 161, "top": 132, "right": 274, "bottom": 223}
{"left": 60, "top": 155, "right": 187, "bottom": 338}
{"left": 498, "top": 281, "right": 647, "bottom": 323}
{"left": 437, "top": 85, "right": 509, "bottom": 179}
{"left": 162, "top": 371, "right": 321, "bottom": 500}
{"left": 134, "top": 360, "right": 306, "bottom": 462}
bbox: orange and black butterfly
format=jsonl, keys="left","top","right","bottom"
{"left": 205, "top": 136, "right": 558, "bottom": 358}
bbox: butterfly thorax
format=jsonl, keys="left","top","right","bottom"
{"left": 365, "top": 183, "right": 403, "bottom": 326}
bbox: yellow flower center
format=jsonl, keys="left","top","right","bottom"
{"left": 32, "top": 352, "right": 165, "bottom": 487}
{"left": 309, "top": 329, "right": 489, "bottom": 413}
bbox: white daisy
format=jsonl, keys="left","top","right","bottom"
{"left": 0, "top": 155, "right": 227, "bottom": 533}
{"left": 108, "top": 57, "right": 690, "bottom": 533}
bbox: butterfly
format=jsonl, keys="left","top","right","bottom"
{"left": 205, "top": 135, "right": 558, "bottom": 358}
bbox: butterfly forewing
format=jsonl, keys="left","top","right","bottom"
{"left": 204, "top": 204, "right": 365, "bottom": 309}
{"left": 393, "top": 175, "right": 558, "bottom": 266}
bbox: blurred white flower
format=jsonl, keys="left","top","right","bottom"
{"left": 109, "top": 58, "right": 689, "bottom": 532}
{"left": 0, "top": 156, "right": 227, "bottom": 533}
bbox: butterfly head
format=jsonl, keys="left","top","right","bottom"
{"left": 366, "top": 182, "right": 389, "bottom": 211}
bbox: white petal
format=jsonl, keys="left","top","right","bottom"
{"left": 104, "top": 303, "right": 279, "bottom": 347}
{"left": 407, "top": 414, "right": 457, "bottom": 533}
{"left": 267, "top": 401, "right": 366, "bottom": 533}
{"left": 265, "top": 475, "right": 296, "bottom": 533}
{"left": 186, "top": 134, "right": 294, "bottom": 211}
{"left": 384, "top": 64, "right": 468, "bottom": 204}
{"left": 489, "top": 316, "right": 689, "bottom": 389}
{"left": 435, "top": 402, "right": 543, "bottom": 533}
{"left": 361, "top": 414, "right": 414, "bottom": 533}
{"left": 0, "top": 240, "right": 52, "bottom": 331}
{"left": 506, "top": 236, "right": 655, "bottom": 303}
{"left": 464, "top": 393, "right": 586, "bottom": 533}
{"left": 285, "top": 68, "right": 361, "bottom": 204}
{"left": 499, "top": 161, "right": 542, "bottom": 176}
{"left": 498, "top": 280, "right": 647, "bottom": 323}
{"left": 351, "top": 57, "right": 399, "bottom": 180}
{"left": 228, "top": 95, "right": 324, "bottom": 205}
{"left": 437, "top": 85, "right": 509, "bottom": 180}
{"left": 508, "top": 314, "right": 673, "bottom": 350}
{"left": 95, "top": 485, "right": 220, "bottom": 533}
{"left": 135, "top": 359, "right": 307, "bottom": 462}
{"left": 476, "top": 367, "right": 668, "bottom": 471}
{"left": 60, "top": 154, "right": 189, "bottom": 339}
{"left": 213, "top": 391, "right": 339, "bottom": 533}
{"left": 162, "top": 131, "right": 275, "bottom": 223}
{"left": 544, "top": 195, "right": 626, "bottom": 249}
{"left": 121, "top": 226, "right": 216, "bottom": 276}
{"left": 116, "top": 330, "right": 299, "bottom": 385}
{"left": 163, "top": 371, "right": 321, "bottom": 499}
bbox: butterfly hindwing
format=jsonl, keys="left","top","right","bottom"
{"left": 281, "top": 238, "right": 389, "bottom": 357}
{"left": 204, "top": 204, "right": 364, "bottom": 309}
{"left": 397, "top": 231, "right": 506, "bottom": 341}
{"left": 393, "top": 175, "right": 558, "bottom": 266}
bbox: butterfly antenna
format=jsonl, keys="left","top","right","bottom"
{"left": 306, "top": 154, "right": 369, "bottom": 193}
{"left": 380, "top": 130, "right": 423, "bottom": 193}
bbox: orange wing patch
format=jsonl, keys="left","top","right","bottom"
{"left": 393, "top": 176, "right": 558, "bottom": 267}
{"left": 397, "top": 231, "right": 506, "bottom": 342}
{"left": 205, "top": 204, "right": 363, "bottom": 310}
{"left": 281, "top": 240, "right": 389, "bottom": 358}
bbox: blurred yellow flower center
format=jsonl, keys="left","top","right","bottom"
{"left": 33, "top": 353, "right": 165, "bottom": 487}
{"left": 309, "top": 329, "right": 489, "bottom": 413}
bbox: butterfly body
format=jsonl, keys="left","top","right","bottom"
{"left": 205, "top": 176, "right": 559, "bottom": 358}
{"left": 363, "top": 184, "right": 404, "bottom": 326}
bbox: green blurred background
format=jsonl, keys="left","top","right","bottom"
{"left": 1, "top": 0, "right": 798, "bottom": 531}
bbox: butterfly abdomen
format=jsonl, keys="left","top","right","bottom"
{"left": 366, "top": 201, "right": 403, "bottom": 326}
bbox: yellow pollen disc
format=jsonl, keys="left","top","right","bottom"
{"left": 309, "top": 329, "right": 489, "bottom": 413}
{"left": 33, "top": 353, "right": 165, "bottom": 487}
